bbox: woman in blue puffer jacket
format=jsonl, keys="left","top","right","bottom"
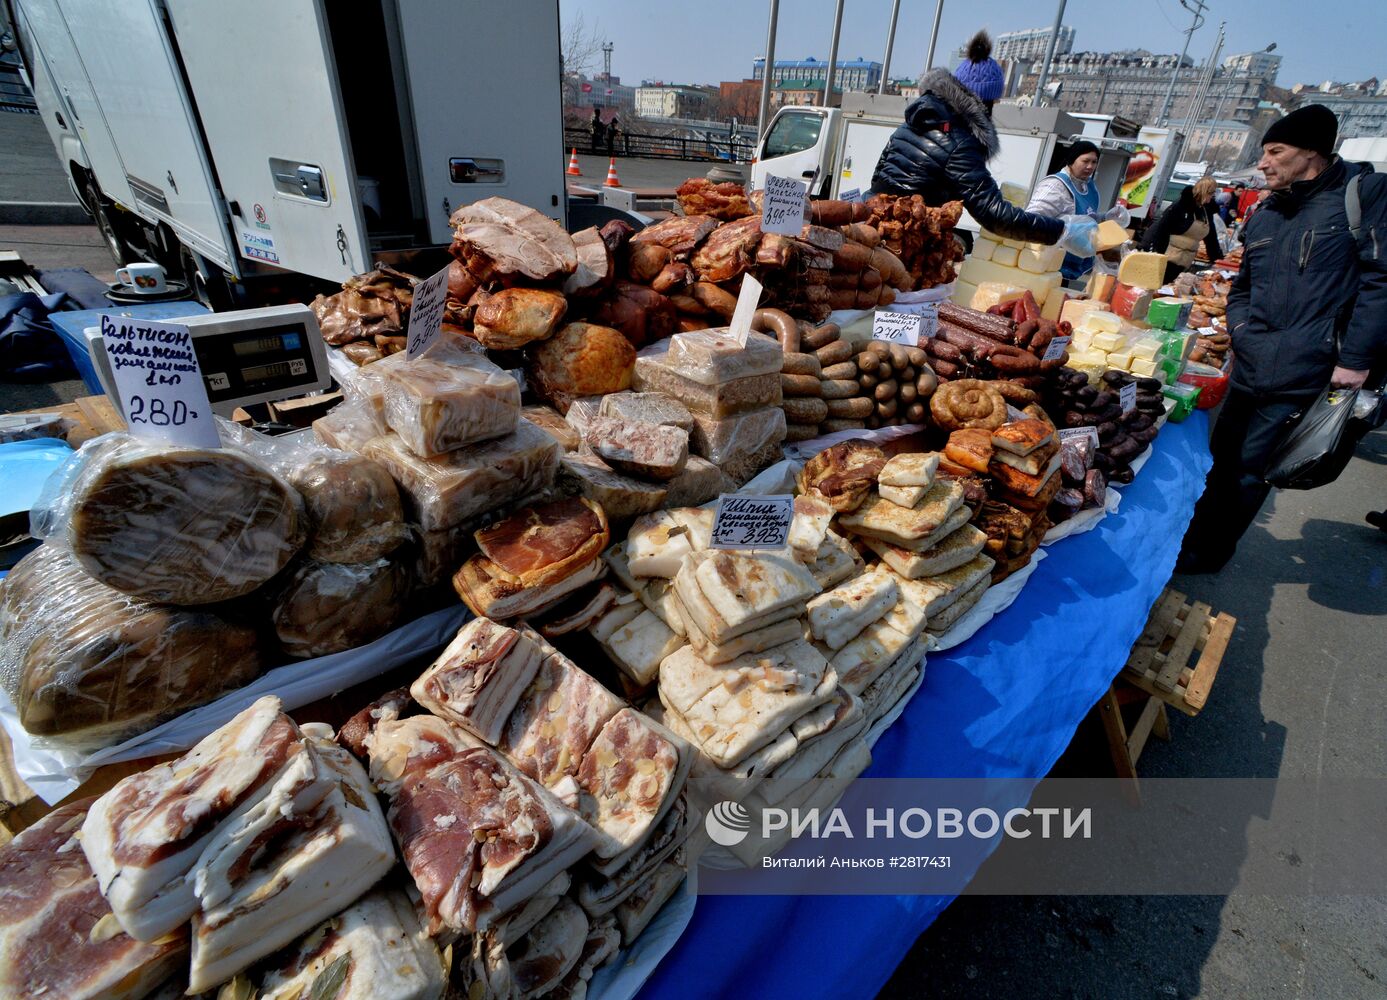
{"left": 872, "top": 31, "right": 1095, "bottom": 253}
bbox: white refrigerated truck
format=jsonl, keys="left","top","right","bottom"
{"left": 8, "top": 0, "right": 567, "bottom": 304}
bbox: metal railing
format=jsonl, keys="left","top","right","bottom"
{"left": 564, "top": 127, "right": 756, "bottom": 163}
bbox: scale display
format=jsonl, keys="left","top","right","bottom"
{"left": 197, "top": 324, "right": 315, "bottom": 404}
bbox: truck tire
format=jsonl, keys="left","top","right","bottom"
{"left": 84, "top": 178, "right": 132, "bottom": 266}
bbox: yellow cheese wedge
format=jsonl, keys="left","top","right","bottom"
{"left": 970, "top": 281, "right": 1025, "bottom": 311}
{"left": 1040, "top": 291, "right": 1065, "bottom": 322}
{"left": 1086, "top": 271, "right": 1117, "bottom": 303}
{"left": 1117, "top": 251, "right": 1167, "bottom": 290}
{"left": 958, "top": 258, "right": 1053, "bottom": 305}
{"left": 992, "top": 245, "right": 1020, "bottom": 267}
{"left": 971, "top": 238, "right": 997, "bottom": 262}
{"left": 1094, "top": 220, "right": 1131, "bottom": 252}
{"left": 951, "top": 280, "right": 979, "bottom": 306}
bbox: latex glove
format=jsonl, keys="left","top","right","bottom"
{"left": 1057, "top": 215, "right": 1098, "bottom": 257}
{"left": 1330, "top": 365, "right": 1369, "bottom": 389}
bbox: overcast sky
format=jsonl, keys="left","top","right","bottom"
{"left": 563, "top": 0, "right": 1384, "bottom": 91}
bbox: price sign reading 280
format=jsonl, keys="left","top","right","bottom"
{"left": 711, "top": 495, "right": 795, "bottom": 549}
{"left": 100, "top": 314, "right": 220, "bottom": 448}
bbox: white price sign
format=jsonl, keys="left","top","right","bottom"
{"left": 100, "top": 314, "right": 219, "bottom": 449}
{"left": 872, "top": 309, "right": 923, "bottom": 345}
{"left": 1043, "top": 336, "right": 1072, "bottom": 362}
{"left": 1059, "top": 426, "right": 1100, "bottom": 449}
{"left": 405, "top": 264, "right": 451, "bottom": 359}
{"left": 711, "top": 494, "right": 794, "bottom": 549}
{"left": 839, "top": 187, "right": 862, "bottom": 202}
{"left": 1119, "top": 381, "right": 1138, "bottom": 414}
{"left": 728, "top": 274, "right": 764, "bottom": 347}
{"left": 760, "top": 175, "right": 809, "bottom": 235}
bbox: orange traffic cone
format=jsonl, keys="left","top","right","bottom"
{"left": 604, "top": 156, "right": 622, "bottom": 188}
{"left": 566, "top": 148, "right": 582, "bottom": 176}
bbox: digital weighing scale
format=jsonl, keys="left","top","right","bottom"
{"left": 85, "top": 304, "right": 332, "bottom": 416}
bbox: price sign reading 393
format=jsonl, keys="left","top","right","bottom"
{"left": 711, "top": 494, "right": 795, "bottom": 549}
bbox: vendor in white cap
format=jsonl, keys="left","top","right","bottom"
{"left": 1026, "top": 140, "right": 1102, "bottom": 279}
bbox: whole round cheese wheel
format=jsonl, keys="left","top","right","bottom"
{"left": 66, "top": 436, "right": 304, "bottom": 605}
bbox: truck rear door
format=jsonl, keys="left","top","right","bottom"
{"left": 164, "top": 0, "right": 370, "bottom": 281}
{"left": 392, "top": 0, "right": 567, "bottom": 241}
{"left": 43, "top": 0, "right": 236, "bottom": 272}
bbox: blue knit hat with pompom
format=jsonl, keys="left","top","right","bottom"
{"left": 954, "top": 30, "right": 1005, "bottom": 102}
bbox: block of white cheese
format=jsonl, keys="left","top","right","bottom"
{"left": 1077, "top": 311, "right": 1123, "bottom": 336}
{"left": 1107, "top": 348, "right": 1134, "bottom": 370}
{"left": 1016, "top": 244, "right": 1065, "bottom": 273}
{"left": 951, "top": 280, "right": 979, "bottom": 307}
{"left": 1117, "top": 251, "right": 1167, "bottom": 291}
{"left": 971, "top": 238, "right": 998, "bottom": 262}
{"left": 991, "top": 245, "right": 1020, "bottom": 268}
{"left": 1070, "top": 328, "right": 1095, "bottom": 351}
{"left": 1090, "top": 330, "right": 1126, "bottom": 353}
{"left": 1130, "top": 358, "right": 1159, "bottom": 377}
{"left": 958, "top": 258, "right": 1054, "bottom": 306}
{"left": 1059, "top": 299, "right": 1108, "bottom": 328}
{"left": 1130, "top": 337, "right": 1163, "bottom": 362}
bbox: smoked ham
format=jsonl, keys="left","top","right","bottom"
{"left": 473, "top": 497, "right": 609, "bottom": 589}
{"left": 450, "top": 198, "right": 578, "bottom": 284}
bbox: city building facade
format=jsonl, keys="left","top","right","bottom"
{"left": 771, "top": 79, "right": 843, "bottom": 108}
{"left": 753, "top": 56, "right": 882, "bottom": 92}
{"left": 994, "top": 25, "right": 1075, "bottom": 63}
{"left": 566, "top": 74, "right": 635, "bottom": 111}
{"left": 1293, "top": 91, "right": 1387, "bottom": 141}
{"left": 635, "top": 83, "right": 713, "bottom": 119}
{"left": 1223, "top": 50, "right": 1282, "bottom": 85}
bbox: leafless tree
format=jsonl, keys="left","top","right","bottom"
{"left": 560, "top": 11, "right": 608, "bottom": 110}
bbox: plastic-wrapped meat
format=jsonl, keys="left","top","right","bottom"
{"left": 79, "top": 698, "right": 309, "bottom": 941}
{"left": 313, "top": 398, "right": 385, "bottom": 453}
{"left": 362, "top": 419, "right": 560, "bottom": 532}
{"left": 310, "top": 268, "right": 415, "bottom": 347}
{"left": 380, "top": 353, "right": 520, "bottom": 457}
{"left": 385, "top": 743, "right": 597, "bottom": 934}
{"left": 628, "top": 215, "right": 719, "bottom": 256}
{"left": 0, "top": 800, "right": 187, "bottom": 1000}
{"left": 0, "top": 545, "right": 262, "bottom": 748}
{"left": 410, "top": 618, "right": 544, "bottom": 745}
{"left": 250, "top": 887, "right": 447, "bottom": 1000}
{"left": 186, "top": 739, "right": 395, "bottom": 992}
{"left": 36, "top": 433, "right": 304, "bottom": 605}
{"left": 269, "top": 556, "right": 409, "bottom": 658}
{"left": 285, "top": 449, "right": 409, "bottom": 563}
{"left": 1084, "top": 469, "right": 1108, "bottom": 508}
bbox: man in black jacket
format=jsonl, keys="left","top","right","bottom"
{"left": 871, "top": 68, "right": 1095, "bottom": 251}
{"left": 1178, "top": 105, "right": 1387, "bottom": 573}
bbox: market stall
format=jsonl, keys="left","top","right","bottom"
{"left": 0, "top": 184, "right": 1224, "bottom": 1000}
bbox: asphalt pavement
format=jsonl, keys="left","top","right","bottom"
{"left": 880, "top": 428, "right": 1387, "bottom": 999}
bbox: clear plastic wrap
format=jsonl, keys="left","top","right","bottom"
{"left": 312, "top": 398, "right": 384, "bottom": 453}
{"left": 362, "top": 419, "right": 561, "bottom": 532}
{"left": 0, "top": 544, "right": 263, "bottom": 749}
{"left": 664, "top": 329, "right": 783, "bottom": 385}
{"left": 380, "top": 352, "right": 520, "bottom": 457}
{"left": 221, "top": 421, "right": 409, "bottom": 565}
{"left": 31, "top": 433, "right": 305, "bottom": 606}
{"left": 688, "top": 406, "right": 787, "bottom": 467}
{"left": 269, "top": 556, "right": 410, "bottom": 658}
{"left": 632, "top": 343, "right": 782, "bottom": 418}
{"left": 336, "top": 331, "right": 487, "bottom": 428}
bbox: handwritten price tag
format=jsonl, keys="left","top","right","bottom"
{"left": 760, "top": 175, "right": 808, "bottom": 236}
{"left": 100, "top": 314, "right": 219, "bottom": 448}
{"left": 406, "top": 264, "right": 450, "bottom": 359}
{"left": 1043, "top": 336, "right": 1072, "bottom": 362}
{"left": 711, "top": 494, "right": 794, "bottom": 549}
{"left": 872, "top": 310, "right": 923, "bottom": 345}
{"left": 1119, "top": 381, "right": 1137, "bottom": 414}
{"left": 1058, "top": 426, "right": 1100, "bottom": 448}
{"left": 839, "top": 187, "right": 862, "bottom": 202}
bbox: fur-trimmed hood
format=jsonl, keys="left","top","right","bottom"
{"left": 903, "top": 69, "right": 1001, "bottom": 161}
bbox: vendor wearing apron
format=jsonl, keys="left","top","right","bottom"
{"left": 1139, "top": 176, "right": 1223, "bottom": 284}
{"left": 1025, "top": 140, "right": 1101, "bottom": 280}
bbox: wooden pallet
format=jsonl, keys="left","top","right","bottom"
{"left": 1121, "top": 588, "right": 1236, "bottom": 716}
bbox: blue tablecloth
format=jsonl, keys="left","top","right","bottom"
{"left": 644, "top": 414, "right": 1213, "bottom": 999}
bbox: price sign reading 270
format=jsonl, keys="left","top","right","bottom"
{"left": 711, "top": 495, "right": 795, "bottom": 549}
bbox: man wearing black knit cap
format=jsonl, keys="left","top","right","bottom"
{"left": 1178, "top": 104, "right": 1387, "bottom": 574}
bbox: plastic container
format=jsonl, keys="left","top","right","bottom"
{"left": 1179, "top": 354, "right": 1233, "bottom": 410}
